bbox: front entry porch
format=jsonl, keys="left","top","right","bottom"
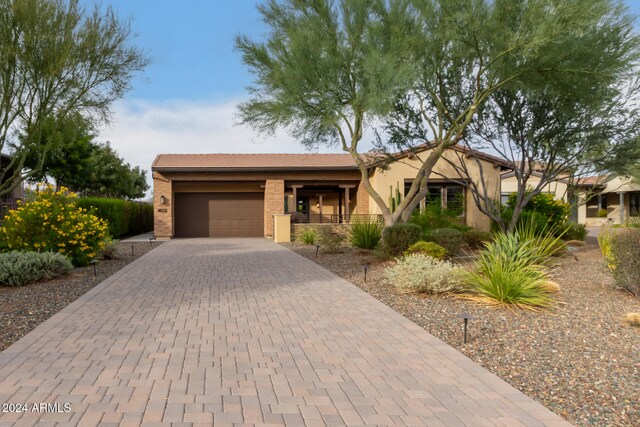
{"left": 285, "top": 183, "right": 377, "bottom": 224}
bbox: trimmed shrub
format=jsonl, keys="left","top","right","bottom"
{"left": 350, "top": 220, "right": 382, "bottom": 249}
{"left": 502, "top": 192, "right": 572, "bottom": 237}
{"left": 611, "top": 229, "right": 640, "bottom": 296}
{"left": 0, "top": 251, "right": 73, "bottom": 287}
{"left": 298, "top": 227, "right": 319, "bottom": 245}
{"left": 563, "top": 222, "right": 588, "bottom": 241}
{"left": 385, "top": 254, "right": 465, "bottom": 294}
{"left": 0, "top": 185, "right": 109, "bottom": 266}
{"left": 409, "top": 202, "right": 468, "bottom": 231}
{"left": 76, "top": 198, "right": 153, "bottom": 238}
{"left": 404, "top": 241, "right": 446, "bottom": 260}
{"left": 381, "top": 223, "right": 421, "bottom": 256}
{"left": 319, "top": 228, "right": 344, "bottom": 253}
{"left": 427, "top": 228, "right": 463, "bottom": 256}
{"left": 463, "top": 229, "right": 492, "bottom": 249}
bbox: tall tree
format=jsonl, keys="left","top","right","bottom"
{"left": 237, "top": 0, "right": 417, "bottom": 226}
{"left": 426, "top": 3, "right": 640, "bottom": 232}
{"left": 23, "top": 114, "right": 149, "bottom": 199}
{"left": 238, "top": 0, "right": 623, "bottom": 226}
{"left": 80, "top": 142, "right": 149, "bottom": 199}
{"left": 0, "top": 0, "right": 148, "bottom": 196}
{"left": 24, "top": 113, "right": 96, "bottom": 190}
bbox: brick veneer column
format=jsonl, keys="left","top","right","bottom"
{"left": 356, "top": 179, "right": 370, "bottom": 214}
{"left": 264, "top": 179, "right": 285, "bottom": 237}
{"left": 153, "top": 172, "right": 173, "bottom": 239}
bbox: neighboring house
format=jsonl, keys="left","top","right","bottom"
{"left": 0, "top": 153, "right": 25, "bottom": 217}
{"left": 151, "top": 146, "right": 509, "bottom": 239}
{"left": 500, "top": 163, "right": 570, "bottom": 204}
{"left": 576, "top": 175, "right": 640, "bottom": 226}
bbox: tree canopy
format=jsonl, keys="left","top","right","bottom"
{"left": 238, "top": 0, "right": 638, "bottom": 226}
{"left": 0, "top": 0, "right": 147, "bottom": 196}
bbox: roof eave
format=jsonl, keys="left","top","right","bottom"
{"left": 152, "top": 166, "right": 360, "bottom": 173}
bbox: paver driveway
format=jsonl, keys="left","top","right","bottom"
{"left": 0, "top": 239, "right": 571, "bottom": 427}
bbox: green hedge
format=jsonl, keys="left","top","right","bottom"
{"left": 76, "top": 198, "right": 153, "bottom": 238}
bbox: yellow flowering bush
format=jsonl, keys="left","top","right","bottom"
{"left": 0, "top": 184, "right": 109, "bottom": 266}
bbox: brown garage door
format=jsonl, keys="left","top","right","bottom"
{"left": 174, "top": 192, "right": 264, "bottom": 238}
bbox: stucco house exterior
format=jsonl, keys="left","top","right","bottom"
{"left": 151, "top": 146, "right": 509, "bottom": 239}
{"left": 575, "top": 175, "right": 640, "bottom": 226}
{"left": 500, "top": 168, "right": 570, "bottom": 204}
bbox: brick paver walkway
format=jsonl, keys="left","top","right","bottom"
{"left": 0, "top": 239, "right": 571, "bottom": 426}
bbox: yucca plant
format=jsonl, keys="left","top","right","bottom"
{"left": 464, "top": 221, "right": 563, "bottom": 309}
{"left": 298, "top": 228, "right": 318, "bottom": 245}
{"left": 350, "top": 220, "right": 383, "bottom": 249}
{"left": 465, "top": 257, "right": 555, "bottom": 309}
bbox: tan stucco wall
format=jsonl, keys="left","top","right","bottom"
{"left": 368, "top": 150, "right": 502, "bottom": 231}
{"left": 577, "top": 176, "right": 640, "bottom": 225}
{"left": 501, "top": 176, "right": 569, "bottom": 202}
{"left": 153, "top": 153, "right": 506, "bottom": 236}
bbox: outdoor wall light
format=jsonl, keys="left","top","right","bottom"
{"left": 160, "top": 195, "right": 166, "bottom": 205}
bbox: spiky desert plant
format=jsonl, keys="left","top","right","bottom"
{"left": 298, "top": 228, "right": 318, "bottom": 245}
{"left": 464, "top": 221, "right": 563, "bottom": 309}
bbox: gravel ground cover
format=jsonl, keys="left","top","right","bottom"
{"left": 0, "top": 241, "right": 162, "bottom": 351}
{"left": 285, "top": 239, "right": 640, "bottom": 427}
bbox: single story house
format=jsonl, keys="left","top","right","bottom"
{"left": 151, "top": 146, "right": 510, "bottom": 239}
{"left": 500, "top": 164, "right": 571, "bottom": 204}
{"left": 575, "top": 175, "right": 640, "bottom": 226}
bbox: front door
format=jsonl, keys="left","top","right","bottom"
{"left": 296, "top": 197, "right": 310, "bottom": 216}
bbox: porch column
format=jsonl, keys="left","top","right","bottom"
{"left": 339, "top": 185, "right": 355, "bottom": 223}
{"left": 290, "top": 185, "right": 303, "bottom": 213}
{"left": 318, "top": 195, "right": 323, "bottom": 223}
{"left": 619, "top": 192, "right": 625, "bottom": 223}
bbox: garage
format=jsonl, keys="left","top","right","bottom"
{"left": 174, "top": 192, "right": 264, "bottom": 238}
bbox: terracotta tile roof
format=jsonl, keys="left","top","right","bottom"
{"left": 575, "top": 176, "right": 607, "bottom": 186}
{"left": 152, "top": 153, "right": 358, "bottom": 170}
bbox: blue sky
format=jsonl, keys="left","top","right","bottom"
{"left": 91, "top": 0, "right": 640, "bottom": 184}
{"left": 99, "top": 1, "right": 265, "bottom": 102}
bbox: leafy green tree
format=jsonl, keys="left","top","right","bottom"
{"left": 24, "top": 113, "right": 96, "bottom": 190}
{"left": 0, "top": 0, "right": 148, "bottom": 196}
{"left": 379, "top": 0, "right": 640, "bottom": 226}
{"left": 238, "top": 0, "right": 627, "bottom": 226}
{"left": 427, "top": 1, "right": 640, "bottom": 232}
{"left": 237, "top": 0, "right": 416, "bottom": 226}
{"left": 72, "top": 142, "right": 149, "bottom": 199}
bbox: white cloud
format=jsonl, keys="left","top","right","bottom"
{"left": 97, "top": 98, "right": 378, "bottom": 196}
{"left": 99, "top": 98, "right": 316, "bottom": 172}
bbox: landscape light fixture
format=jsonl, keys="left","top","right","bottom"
{"left": 131, "top": 245, "right": 134, "bottom": 256}
{"left": 89, "top": 260, "right": 98, "bottom": 277}
{"left": 363, "top": 263, "right": 369, "bottom": 283}
{"left": 315, "top": 244, "right": 320, "bottom": 257}
{"left": 459, "top": 312, "right": 473, "bottom": 343}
